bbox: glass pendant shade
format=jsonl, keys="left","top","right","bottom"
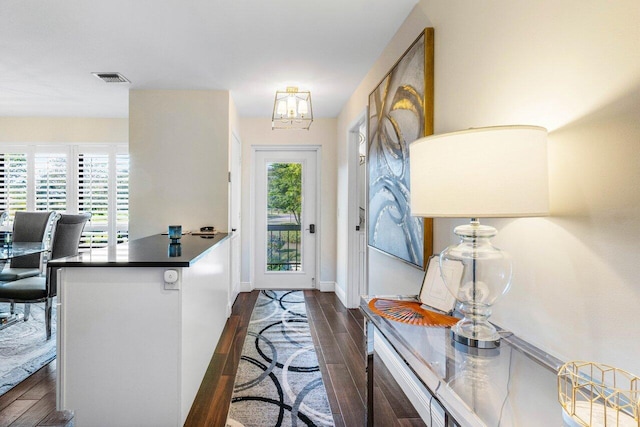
{"left": 409, "top": 125, "right": 549, "bottom": 348}
{"left": 298, "top": 99, "right": 308, "bottom": 116}
{"left": 286, "top": 95, "right": 296, "bottom": 118}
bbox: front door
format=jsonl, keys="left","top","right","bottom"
{"left": 253, "top": 148, "right": 317, "bottom": 289}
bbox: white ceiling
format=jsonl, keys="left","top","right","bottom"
{"left": 0, "top": 0, "right": 417, "bottom": 118}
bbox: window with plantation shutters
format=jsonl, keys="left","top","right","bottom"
{"left": 0, "top": 144, "right": 128, "bottom": 248}
{"left": 35, "top": 153, "right": 67, "bottom": 213}
{"left": 76, "top": 149, "right": 130, "bottom": 248}
{"left": 0, "top": 153, "right": 28, "bottom": 221}
{"left": 116, "top": 153, "right": 129, "bottom": 244}
{"left": 78, "top": 153, "right": 110, "bottom": 248}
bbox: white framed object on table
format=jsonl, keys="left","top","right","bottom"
{"left": 419, "top": 255, "right": 461, "bottom": 314}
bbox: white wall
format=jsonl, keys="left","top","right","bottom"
{"left": 0, "top": 117, "right": 128, "bottom": 143}
{"left": 239, "top": 118, "right": 337, "bottom": 286}
{"left": 337, "top": 0, "right": 640, "bottom": 374}
{"left": 129, "top": 90, "right": 231, "bottom": 239}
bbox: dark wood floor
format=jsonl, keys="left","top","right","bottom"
{"left": 186, "top": 290, "right": 425, "bottom": 426}
{"left": 0, "top": 360, "right": 72, "bottom": 427}
{"left": 2, "top": 290, "right": 424, "bottom": 426}
{"left": 304, "top": 290, "right": 425, "bottom": 427}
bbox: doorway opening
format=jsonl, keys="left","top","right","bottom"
{"left": 346, "top": 112, "right": 368, "bottom": 308}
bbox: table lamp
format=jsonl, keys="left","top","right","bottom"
{"left": 410, "top": 125, "right": 549, "bottom": 348}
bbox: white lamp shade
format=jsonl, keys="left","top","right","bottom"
{"left": 409, "top": 125, "right": 549, "bottom": 218}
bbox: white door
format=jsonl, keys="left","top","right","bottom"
{"left": 253, "top": 148, "right": 318, "bottom": 289}
{"left": 229, "top": 133, "right": 242, "bottom": 304}
{"left": 347, "top": 114, "right": 369, "bottom": 307}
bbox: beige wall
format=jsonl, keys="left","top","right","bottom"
{"left": 337, "top": 0, "right": 640, "bottom": 374}
{"left": 0, "top": 117, "right": 128, "bottom": 143}
{"left": 239, "top": 118, "right": 337, "bottom": 285}
{"left": 129, "top": 90, "right": 230, "bottom": 239}
{"left": 229, "top": 96, "right": 240, "bottom": 142}
{"left": 228, "top": 95, "right": 241, "bottom": 230}
{"left": 336, "top": 9, "right": 432, "bottom": 300}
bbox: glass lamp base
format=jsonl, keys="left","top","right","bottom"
{"left": 451, "top": 330, "right": 500, "bottom": 349}
{"left": 440, "top": 219, "right": 512, "bottom": 350}
{"left": 450, "top": 319, "right": 501, "bottom": 349}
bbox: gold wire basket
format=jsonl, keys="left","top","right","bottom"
{"left": 558, "top": 361, "right": 640, "bottom": 426}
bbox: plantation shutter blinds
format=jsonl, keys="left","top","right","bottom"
{"left": 0, "top": 145, "right": 128, "bottom": 247}
{"left": 115, "top": 153, "right": 129, "bottom": 243}
{"left": 0, "top": 153, "right": 28, "bottom": 220}
{"left": 35, "top": 153, "right": 67, "bottom": 212}
{"left": 78, "top": 153, "right": 110, "bottom": 247}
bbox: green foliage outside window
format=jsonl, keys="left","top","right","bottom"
{"left": 268, "top": 163, "right": 301, "bottom": 225}
{"left": 266, "top": 163, "right": 302, "bottom": 270}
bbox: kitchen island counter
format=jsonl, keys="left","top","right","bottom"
{"left": 48, "top": 232, "right": 229, "bottom": 268}
{"left": 53, "top": 233, "right": 231, "bottom": 427}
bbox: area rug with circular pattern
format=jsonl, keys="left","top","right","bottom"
{"left": 0, "top": 301, "right": 56, "bottom": 396}
{"left": 227, "top": 290, "right": 334, "bottom": 427}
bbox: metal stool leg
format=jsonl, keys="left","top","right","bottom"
{"left": 45, "top": 298, "right": 53, "bottom": 340}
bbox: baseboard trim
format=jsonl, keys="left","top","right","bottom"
{"left": 374, "top": 331, "right": 439, "bottom": 425}
{"left": 228, "top": 289, "right": 240, "bottom": 317}
{"left": 334, "top": 283, "right": 347, "bottom": 307}
{"left": 318, "top": 281, "right": 335, "bottom": 292}
{"left": 239, "top": 282, "right": 338, "bottom": 293}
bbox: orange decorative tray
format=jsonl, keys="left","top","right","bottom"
{"left": 368, "top": 298, "right": 458, "bottom": 327}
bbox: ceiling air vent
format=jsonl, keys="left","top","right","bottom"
{"left": 92, "top": 72, "right": 130, "bottom": 83}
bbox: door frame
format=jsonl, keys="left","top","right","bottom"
{"left": 346, "top": 110, "right": 368, "bottom": 308}
{"left": 249, "top": 145, "right": 321, "bottom": 290}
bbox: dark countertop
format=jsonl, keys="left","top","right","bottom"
{"left": 48, "top": 233, "right": 230, "bottom": 268}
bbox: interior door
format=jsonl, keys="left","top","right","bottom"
{"left": 253, "top": 148, "right": 317, "bottom": 289}
{"left": 229, "top": 133, "right": 241, "bottom": 304}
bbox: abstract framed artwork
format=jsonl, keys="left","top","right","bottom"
{"left": 367, "top": 28, "right": 434, "bottom": 270}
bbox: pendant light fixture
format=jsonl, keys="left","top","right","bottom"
{"left": 272, "top": 86, "right": 313, "bottom": 130}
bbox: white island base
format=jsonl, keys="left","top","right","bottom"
{"left": 55, "top": 235, "right": 230, "bottom": 427}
